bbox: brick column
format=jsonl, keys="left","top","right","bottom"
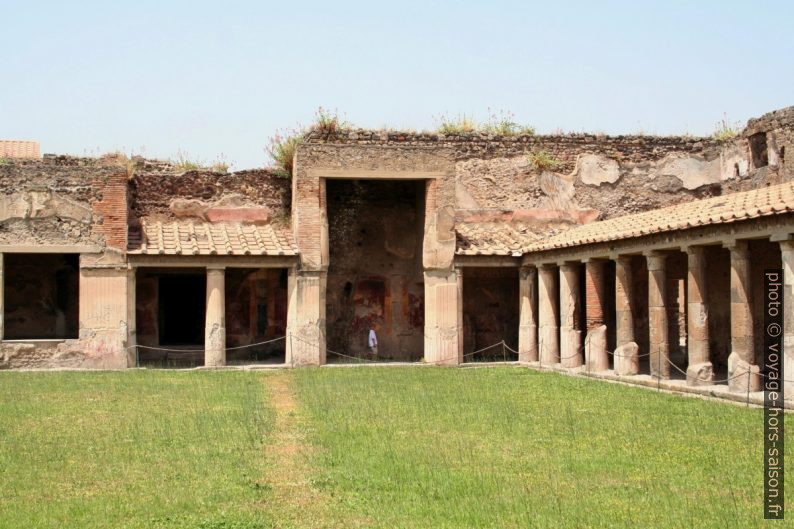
{"left": 779, "top": 240, "right": 794, "bottom": 401}
{"left": 685, "top": 246, "right": 713, "bottom": 385}
{"left": 559, "top": 262, "right": 583, "bottom": 368}
{"left": 538, "top": 264, "right": 559, "bottom": 364}
{"left": 518, "top": 266, "right": 538, "bottom": 362}
{"left": 646, "top": 251, "right": 670, "bottom": 379}
{"left": 205, "top": 267, "right": 226, "bottom": 367}
{"left": 726, "top": 241, "right": 760, "bottom": 392}
{"left": 584, "top": 259, "right": 606, "bottom": 330}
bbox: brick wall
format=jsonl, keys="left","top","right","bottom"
{"left": 91, "top": 172, "right": 129, "bottom": 251}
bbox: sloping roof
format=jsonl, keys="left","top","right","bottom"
{"left": 524, "top": 181, "right": 794, "bottom": 253}
{"left": 128, "top": 220, "right": 298, "bottom": 256}
{"left": 456, "top": 221, "right": 573, "bottom": 256}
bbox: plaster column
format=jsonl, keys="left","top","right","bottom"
{"left": 646, "top": 251, "right": 670, "bottom": 379}
{"left": 518, "top": 266, "right": 538, "bottom": 362}
{"left": 423, "top": 268, "right": 462, "bottom": 365}
{"left": 779, "top": 240, "right": 794, "bottom": 401}
{"left": 538, "top": 264, "right": 559, "bottom": 364}
{"left": 205, "top": 267, "right": 226, "bottom": 367}
{"left": 286, "top": 269, "right": 327, "bottom": 366}
{"left": 726, "top": 241, "right": 760, "bottom": 392}
{"left": 559, "top": 262, "right": 582, "bottom": 368}
{"left": 614, "top": 255, "right": 635, "bottom": 347}
{"left": 685, "top": 246, "right": 713, "bottom": 385}
{"left": 613, "top": 256, "right": 639, "bottom": 375}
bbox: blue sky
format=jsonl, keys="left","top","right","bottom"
{"left": 2, "top": 1, "right": 792, "bottom": 169}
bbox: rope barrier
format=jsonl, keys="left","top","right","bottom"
{"left": 129, "top": 335, "right": 286, "bottom": 353}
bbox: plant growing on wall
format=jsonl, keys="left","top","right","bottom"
{"left": 713, "top": 114, "right": 740, "bottom": 141}
{"left": 267, "top": 108, "right": 352, "bottom": 178}
{"left": 436, "top": 113, "right": 478, "bottom": 134}
{"left": 529, "top": 150, "right": 560, "bottom": 172}
{"left": 267, "top": 130, "right": 303, "bottom": 179}
{"left": 481, "top": 109, "right": 535, "bottom": 136}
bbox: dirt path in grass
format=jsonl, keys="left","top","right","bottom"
{"left": 263, "top": 372, "right": 356, "bottom": 528}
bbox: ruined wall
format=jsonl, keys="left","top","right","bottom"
{"left": 326, "top": 180, "right": 425, "bottom": 360}
{"left": 0, "top": 155, "right": 132, "bottom": 369}
{"left": 0, "top": 155, "right": 128, "bottom": 250}
{"left": 744, "top": 106, "right": 793, "bottom": 183}
{"left": 304, "top": 109, "right": 793, "bottom": 229}
{"left": 130, "top": 164, "right": 291, "bottom": 225}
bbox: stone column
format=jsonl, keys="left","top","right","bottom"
{"left": 518, "top": 266, "right": 538, "bottom": 362}
{"left": 205, "top": 267, "right": 226, "bottom": 367}
{"left": 779, "top": 240, "right": 794, "bottom": 401}
{"left": 646, "top": 251, "right": 670, "bottom": 379}
{"left": 559, "top": 262, "right": 583, "bottom": 368}
{"left": 538, "top": 264, "right": 559, "bottom": 364}
{"left": 286, "top": 269, "right": 327, "bottom": 366}
{"left": 614, "top": 255, "right": 639, "bottom": 375}
{"left": 423, "top": 268, "right": 463, "bottom": 365}
{"left": 614, "top": 255, "right": 635, "bottom": 346}
{"left": 685, "top": 246, "right": 713, "bottom": 385}
{"left": 726, "top": 241, "right": 760, "bottom": 392}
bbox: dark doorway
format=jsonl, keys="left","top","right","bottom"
{"left": 159, "top": 274, "right": 206, "bottom": 345}
{"left": 3, "top": 253, "right": 79, "bottom": 340}
{"left": 225, "top": 268, "right": 288, "bottom": 364}
{"left": 326, "top": 179, "right": 426, "bottom": 361}
{"left": 462, "top": 267, "right": 519, "bottom": 362}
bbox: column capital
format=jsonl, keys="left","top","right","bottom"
{"left": 539, "top": 262, "right": 557, "bottom": 270}
{"left": 611, "top": 254, "right": 635, "bottom": 265}
{"left": 723, "top": 239, "right": 749, "bottom": 253}
{"left": 778, "top": 239, "right": 794, "bottom": 252}
{"left": 682, "top": 244, "right": 708, "bottom": 256}
{"left": 644, "top": 250, "right": 667, "bottom": 271}
{"left": 519, "top": 266, "right": 537, "bottom": 280}
{"left": 206, "top": 265, "right": 226, "bottom": 272}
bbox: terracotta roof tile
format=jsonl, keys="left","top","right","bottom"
{"left": 128, "top": 220, "right": 298, "bottom": 256}
{"left": 456, "top": 222, "right": 561, "bottom": 256}
{"left": 524, "top": 181, "right": 794, "bottom": 253}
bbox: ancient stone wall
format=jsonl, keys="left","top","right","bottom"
{"left": 303, "top": 110, "right": 794, "bottom": 225}
{"left": 0, "top": 155, "right": 127, "bottom": 250}
{"left": 130, "top": 165, "right": 290, "bottom": 224}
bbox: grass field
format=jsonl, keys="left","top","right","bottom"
{"left": 0, "top": 367, "right": 791, "bottom": 528}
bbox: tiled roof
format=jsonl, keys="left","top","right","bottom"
{"left": 128, "top": 220, "right": 298, "bottom": 256}
{"left": 0, "top": 140, "right": 40, "bottom": 159}
{"left": 524, "top": 181, "right": 794, "bottom": 253}
{"left": 456, "top": 222, "right": 563, "bottom": 256}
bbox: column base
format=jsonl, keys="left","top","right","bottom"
{"left": 727, "top": 352, "right": 761, "bottom": 393}
{"left": 614, "top": 342, "right": 640, "bottom": 375}
{"left": 685, "top": 362, "right": 714, "bottom": 386}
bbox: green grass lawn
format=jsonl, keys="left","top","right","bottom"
{"left": 0, "top": 371, "right": 273, "bottom": 529}
{"left": 0, "top": 367, "right": 791, "bottom": 528}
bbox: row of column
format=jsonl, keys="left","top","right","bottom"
{"left": 517, "top": 240, "right": 792, "bottom": 393}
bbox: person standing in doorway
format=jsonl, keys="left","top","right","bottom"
{"left": 368, "top": 326, "right": 378, "bottom": 360}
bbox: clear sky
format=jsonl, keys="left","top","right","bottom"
{"left": 2, "top": 0, "right": 792, "bottom": 169}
